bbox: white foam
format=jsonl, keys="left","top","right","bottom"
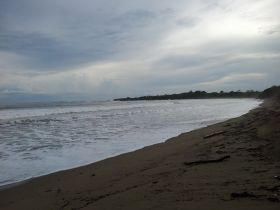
{"left": 0, "top": 99, "right": 261, "bottom": 186}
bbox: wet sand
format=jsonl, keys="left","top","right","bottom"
{"left": 0, "top": 99, "right": 279, "bottom": 210}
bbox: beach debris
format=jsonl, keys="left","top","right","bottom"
{"left": 267, "top": 195, "right": 280, "bottom": 202}
{"left": 274, "top": 175, "right": 280, "bottom": 180}
{"left": 59, "top": 200, "right": 70, "bottom": 210}
{"left": 203, "top": 131, "right": 226, "bottom": 139}
{"left": 215, "top": 150, "right": 226, "bottom": 154}
{"left": 266, "top": 185, "right": 280, "bottom": 192}
{"left": 224, "top": 123, "right": 231, "bottom": 127}
{"left": 231, "top": 191, "right": 257, "bottom": 199}
{"left": 44, "top": 189, "right": 52, "bottom": 193}
{"left": 184, "top": 155, "right": 230, "bottom": 166}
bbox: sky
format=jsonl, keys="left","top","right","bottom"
{"left": 0, "top": 0, "right": 280, "bottom": 103}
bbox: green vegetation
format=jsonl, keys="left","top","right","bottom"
{"left": 259, "top": 86, "right": 280, "bottom": 99}
{"left": 115, "top": 86, "right": 280, "bottom": 101}
{"left": 114, "top": 90, "right": 261, "bottom": 101}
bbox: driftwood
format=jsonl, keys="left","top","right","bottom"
{"left": 184, "top": 155, "right": 230, "bottom": 166}
{"left": 231, "top": 191, "right": 257, "bottom": 198}
{"left": 203, "top": 131, "right": 226, "bottom": 139}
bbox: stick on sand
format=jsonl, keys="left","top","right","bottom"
{"left": 184, "top": 155, "right": 231, "bottom": 166}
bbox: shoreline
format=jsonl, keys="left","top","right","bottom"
{"left": 0, "top": 99, "right": 279, "bottom": 209}
{"left": 0, "top": 99, "right": 260, "bottom": 189}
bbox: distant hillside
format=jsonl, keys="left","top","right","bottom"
{"left": 114, "top": 90, "right": 261, "bottom": 101}
{"left": 259, "top": 85, "right": 280, "bottom": 99}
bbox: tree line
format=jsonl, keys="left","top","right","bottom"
{"left": 114, "top": 86, "right": 280, "bottom": 101}
{"left": 114, "top": 90, "right": 262, "bottom": 101}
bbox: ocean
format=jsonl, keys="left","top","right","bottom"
{"left": 0, "top": 99, "right": 261, "bottom": 186}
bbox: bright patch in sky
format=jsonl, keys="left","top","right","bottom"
{"left": 0, "top": 0, "right": 279, "bottom": 103}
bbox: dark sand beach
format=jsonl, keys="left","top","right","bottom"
{"left": 0, "top": 98, "right": 279, "bottom": 210}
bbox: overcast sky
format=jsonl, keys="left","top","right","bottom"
{"left": 0, "top": 0, "right": 279, "bottom": 103}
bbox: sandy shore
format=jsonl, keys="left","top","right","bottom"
{"left": 0, "top": 99, "right": 279, "bottom": 210}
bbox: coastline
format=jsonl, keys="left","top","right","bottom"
{"left": 0, "top": 98, "right": 259, "bottom": 188}
{"left": 0, "top": 99, "right": 279, "bottom": 209}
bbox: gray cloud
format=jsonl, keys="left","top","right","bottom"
{"left": 0, "top": 0, "right": 279, "bottom": 103}
{"left": 176, "top": 17, "right": 200, "bottom": 27}
{"left": 0, "top": 1, "right": 182, "bottom": 72}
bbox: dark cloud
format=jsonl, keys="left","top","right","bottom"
{"left": 0, "top": 8, "right": 159, "bottom": 70}
{"left": 0, "top": 30, "right": 123, "bottom": 70}
{"left": 176, "top": 17, "right": 200, "bottom": 27}
{"left": 0, "top": 0, "right": 180, "bottom": 72}
{"left": 0, "top": 0, "right": 279, "bottom": 102}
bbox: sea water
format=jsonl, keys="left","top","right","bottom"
{"left": 0, "top": 99, "right": 261, "bottom": 186}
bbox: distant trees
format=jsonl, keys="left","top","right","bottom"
{"left": 114, "top": 90, "right": 261, "bottom": 101}
{"left": 114, "top": 86, "right": 280, "bottom": 101}
{"left": 259, "top": 86, "right": 280, "bottom": 99}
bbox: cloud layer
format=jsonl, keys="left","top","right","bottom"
{"left": 0, "top": 0, "right": 279, "bottom": 102}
